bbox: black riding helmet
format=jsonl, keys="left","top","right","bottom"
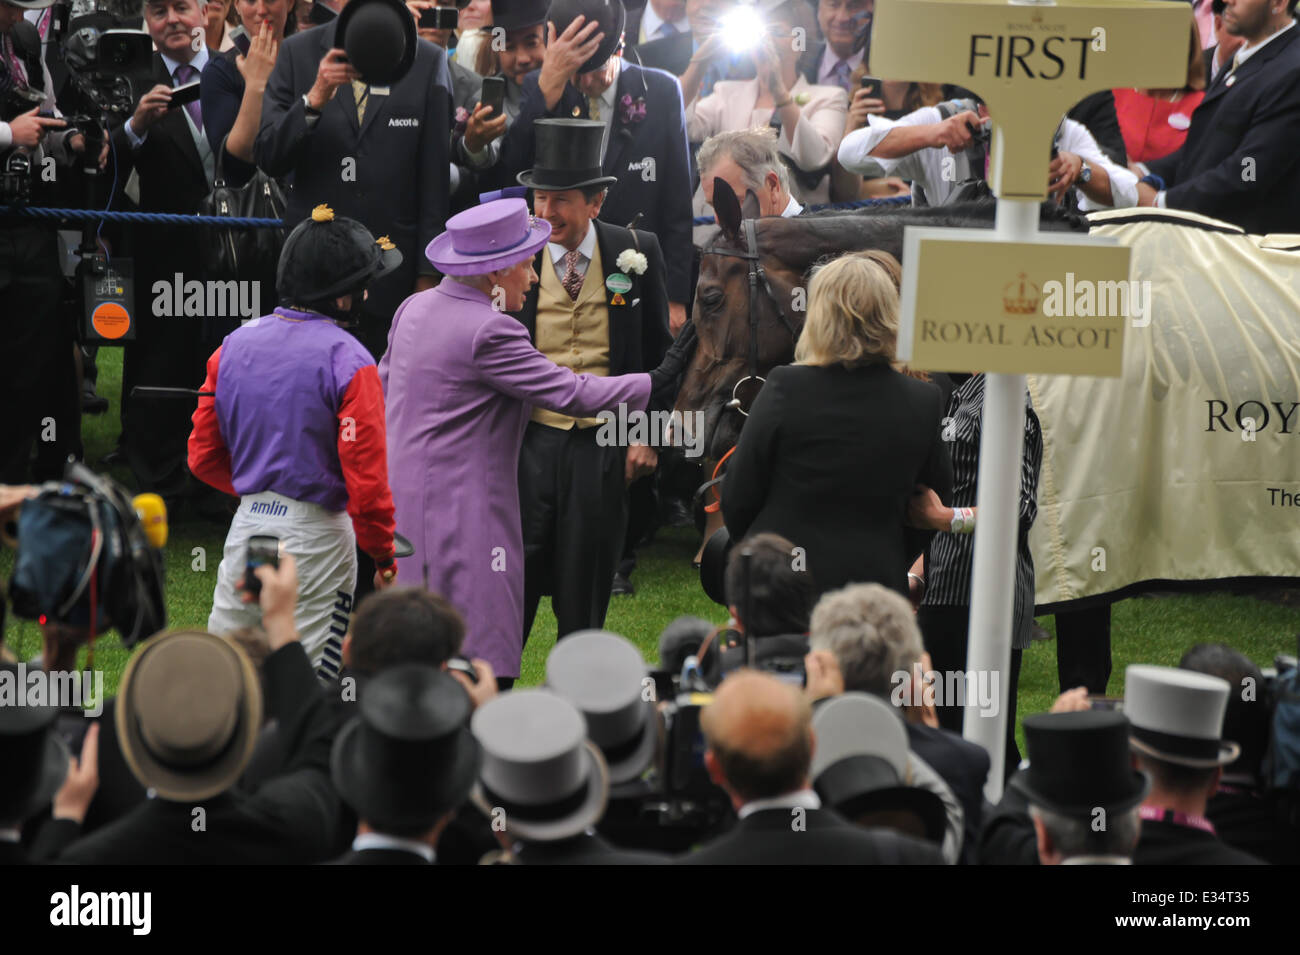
{"left": 277, "top": 204, "right": 403, "bottom": 312}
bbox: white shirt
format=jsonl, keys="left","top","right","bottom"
{"left": 839, "top": 106, "right": 1138, "bottom": 210}
{"left": 124, "top": 46, "right": 211, "bottom": 147}
{"left": 737, "top": 788, "right": 821, "bottom": 820}
{"left": 782, "top": 195, "right": 804, "bottom": 216}
{"left": 547, "top": 222, "right": 598, "bottom": 282}
{"left": 640, "top": 4, "right": 687, "bottom": 44}
{"left": 817, "top": 45, "right": 864, "bottom": 86}
{"left": 351, "top": 832, "right": 436, "bottom": 863}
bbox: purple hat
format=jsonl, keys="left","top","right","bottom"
{"left": 425, "top": 199, "right": 552, "bottom": 277}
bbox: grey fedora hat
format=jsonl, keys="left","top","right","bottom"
{"left": 470, "top": 689, "right": 609, "bottom": 842}
{"left": 546, "top": 630, "right": 658, "bottom": 785}
{"left": 1124, "top": 665, "right": 1241, "bottom": 768}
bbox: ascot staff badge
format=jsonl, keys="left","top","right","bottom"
{"left": 606, "top": 272, "right": 633, "bottom": 305}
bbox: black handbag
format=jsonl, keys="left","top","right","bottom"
{"left": 198, "top": 134, "right": 287, "bottom": 284}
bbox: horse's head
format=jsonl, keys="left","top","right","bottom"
{"left": 673, "top": 179, "right": 806, "bottom": 461}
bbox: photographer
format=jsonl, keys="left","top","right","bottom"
{"left": 0, "top": 0, "right": 99, "bottom": 485}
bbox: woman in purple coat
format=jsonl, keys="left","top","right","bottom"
{"left": 379, "top": 197, "right": 675, "bottom": 687}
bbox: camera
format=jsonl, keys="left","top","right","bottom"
{"left": 419, "top": 6, "right": 459, "bottom": 30}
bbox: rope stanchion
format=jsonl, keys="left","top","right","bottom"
{"left": 693, "top": 193, "right": 911, "bottom": 226}
{"left": 0, "top": 206, "right": 283, "bottom": 228}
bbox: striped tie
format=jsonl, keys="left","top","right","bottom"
{"left": 562, "top": 250, "right": 584, "bottom": 301}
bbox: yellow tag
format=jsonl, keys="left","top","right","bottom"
{"left": 610, "top": 292, "right": 626, "bottom": 305}
{"left": 311, "top": 204, "right": 335, "bottom": 223}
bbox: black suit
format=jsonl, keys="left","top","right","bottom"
{"left": 1134, "top": 817, "right": 1266, "bottom": 865}
{"left": 256, "top": 21, "right": 452, "bottom": 359}
{"left": 631, "top": 28, "right": 694, "bottom": 76}
{"left": 514, "top": 220, "right": 672, "bottom": 642}
{"left": 678, "top": 807, "right": 946, "bottom": 864}
{"left": 53, "top": 643, "right": 352, "bottom": 865}
{"left": 723, "top": 363, "right": 952, "bottom": 599}
{"left": 1208, "top": 786, "right": 1300, "bottom": 865}
{"left": 907, "top": 722, "right": 990, "bottom": 865}
{"left": 489, "top": 62, "right": 695, "bottom": 304}
{"left": 1146, "top": 25, "right": 1300, "bottom": 233}
{"left": 514, "top": 832, "right": 669, "bottom": 865}
{"left": 111, "top": 51, "right": 217, "bottom": 497}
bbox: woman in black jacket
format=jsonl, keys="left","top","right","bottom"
{"left": 722, "top": 253, "right": 952, "bottom": 599}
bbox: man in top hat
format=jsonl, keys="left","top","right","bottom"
{"left": 257, "top": 0, "right": 454, "bottom": 360}
{"left": 488, "top": 0, "right": 695, "bottom": 333}
{"left": 52, "top": 557, "right": 355, "bottom": 864}
{"left": 681, "top": 669, "right": 946, "bottom": 864}
{"left": 1125, "top": 664, "right": 1266, "bottom": 864}
{"left": 329, "top": 664, "right": 482, "bottom": 864}
{"left": 810, "top": 693, "right": 953, "bottom": 857}
{"left": 470, "top": 688, "right": 668, "bottom": 863}
{"left": 1012, "top": 711, "right": 1149, "bottom": 865}
{"left": 380, "top": 194, "right": 680, "bottom": 690}
{"left": 189, "top": 204, "right": 402, "bottom": 682}
{"left": 510, "top": 119, "right": 675, "bottom": 651}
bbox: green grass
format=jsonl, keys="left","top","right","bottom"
{"left": 6, "top": 349, "right": 1300, "bottom": 756}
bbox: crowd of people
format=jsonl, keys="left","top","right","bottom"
{"left": 3, "top": 0, "right": 1300, "bottom": 866}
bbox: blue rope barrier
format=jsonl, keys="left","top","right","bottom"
{"left": 692, "top": 194, "right": 911, "bottom": 226}
{"left": 0, "top": 206, "right": 283, "bottom": 227}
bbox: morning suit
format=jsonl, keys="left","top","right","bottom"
{"left": 1133, "top": 815, "right": 1267, "bottom": 865}
{"left": 1145, "top": 24, "right": 1300, "bottom": 234}
{"left": 52, "top": 643, "right": 352, "bottom": 865}
{"left": 679, "top": 807, "right": 946, "bottom": 864}
{"left": 378, "top": 278, "right": 652, "bottom": 680}
{"left": 111, "top": 50, "right": 217, "bottom": 497}
{"left": 255, "top": 21, "right": 453, "bottom": 359}
{"left": 907, "top": 721, "right": 991, "bottom": 865}
{"left": 723, "top": 363, "right": 952, "bottom": 599}
{"left": 488, "top": 61, "right": 695, "bottom": 304}
{"left": 513, "top": 832, "right": 670, "bottom": 865}
{"left": 511, "top": 221, "right": 672, "bottom": 645}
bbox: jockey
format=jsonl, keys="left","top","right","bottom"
{"left": 188, "top": 205, "right": 401, "bottom": 680}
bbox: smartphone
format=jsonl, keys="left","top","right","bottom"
{"left": 858, "top": 74, "right": 881, "bottom": 98}
{"left": 229, "top": 24, "right": 251, "bottom": 56}
{"left": 420, "top": 5, "right": 458, "bottom": 29}
{"left": 446, "top": 655, "right": 479, "bottom": 684}
{"left": 244, "top": 535, "right": 280, "bottom": 598}
{"left": 480, "top": 75, "right": 506, "bottom": 117}
{"left": 167, "top": 80, "right": 201, "bottom": 109}
{"left": 1090, "top": 696, "right": 1124, "bottom": 711}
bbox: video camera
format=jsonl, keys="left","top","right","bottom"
{"left": 4, "top": 459, "right": 167, "bottom": 648}
{"left": 60, "top": 0, "right": 154, "bottom": 120}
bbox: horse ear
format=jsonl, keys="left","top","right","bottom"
{"left": 712, "top": 177, "right": 743, "bottom": 239}
{"left": 741, "top": 190, "right": 762, "bottom": 220}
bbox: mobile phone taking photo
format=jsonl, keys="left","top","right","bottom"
{"left": 229, "top": 24, "right": 251, "bottom": 56}
{"left": 480, "top": 75, "right": 506, "bottom": 117}
{"left": 244, "top": 535, "right": 280, "bottom": 598}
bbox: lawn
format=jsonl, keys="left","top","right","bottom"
{"left": 4, "top": 349, "right": 1299, "bottom": 754}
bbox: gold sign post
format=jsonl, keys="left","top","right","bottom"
{"left": 871, "top": 0, "right": 1188, "bottom": 799}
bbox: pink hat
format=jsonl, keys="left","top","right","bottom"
{"left": 425, "top": 198, "right": 551, "bottom": 277}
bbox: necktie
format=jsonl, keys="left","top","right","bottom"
{"left": 352, "top": 79, "right": 368, "bottom": 124}
{"left": 173, "top": 63, "right": 203, "bottom": 131}
{"left": 656, "top": 21, "right": 676, "bottom": 38}
{"left": 2, "top": 35, "right": 27, "bottom": 93}
{"left": 561, "top": 250, "right": 584, "bottom": 301}
{"left": 830, "top": 59, "right": 852, "bottom": 93}
{"left": 587, "top": 94, "right": 601, "bottom": 122}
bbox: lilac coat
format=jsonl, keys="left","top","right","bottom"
{"left": 378, "top": 278, "right": 651, "bottom": 677}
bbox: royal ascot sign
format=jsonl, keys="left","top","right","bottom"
{"left": 897, "top": 230, "right": 1131, "bottom": 375}
{"left": 870, "top": 0, "right": 1190, "bottom": 199}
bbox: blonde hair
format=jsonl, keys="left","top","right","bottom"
{"left": 794, "top": 255, "right": 900, "bottom": 368}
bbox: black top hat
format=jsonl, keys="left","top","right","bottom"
{"left": 277, "top": 204, "right": 403, "bottom": 305}
{"left": 699, "top": 526, "right": 733, "bottom": 607}
{"left": 547, "top": 0, "right": 626, "bottom": 74}
{"left": 493, "top": 0, "right": 549, "bottom": 32}
{"left": 1010, "top": 711, "right": 1150, "bottom": 816}
{"left": 0, "top": 665, "right": 69, "bottom": 825}
{"left": 517, "top": 119, "right": 619, "bottom": 191}
{"left": 336, "top": 0, "right": 417, "bottom": 86}
{"left": 331, "top": 665, "right": 482, "bottom": 831}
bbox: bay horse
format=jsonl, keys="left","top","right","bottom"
{"left": 674, "top": 179, "right": 1088, "bottom": 462}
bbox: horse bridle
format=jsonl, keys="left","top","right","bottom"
{"left": 699, "top": 218, "right": 802, "bottom": 416}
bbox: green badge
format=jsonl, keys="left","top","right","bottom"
{"left": 606, "top": 273, "right": 633, "bottom": 295}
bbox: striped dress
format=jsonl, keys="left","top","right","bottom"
{"left": 920, "top": 374, "right": 1044, "bottom": 651}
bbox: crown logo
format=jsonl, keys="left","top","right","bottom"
{"left": 1002, "top": 273, "right": 1040, "bottom": 315}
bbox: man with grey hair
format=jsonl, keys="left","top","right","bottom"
{"left": 806, "top": 582, "right": 990, "bottom": 863}
{"left": 694, "top": 127, "right": 801, "bottom": 243}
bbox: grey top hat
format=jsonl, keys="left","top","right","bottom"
{"left": 470, "top": 689, "right": 609, "bottom": 842}
{"left": 810, "top": 693, "right": 909, "bottom": 782}
{"left": 1124, "top": 664, "right": 1241, "bottom": 768}
{"left": 545, "top": 630, "right": 658, "bottom": 785}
